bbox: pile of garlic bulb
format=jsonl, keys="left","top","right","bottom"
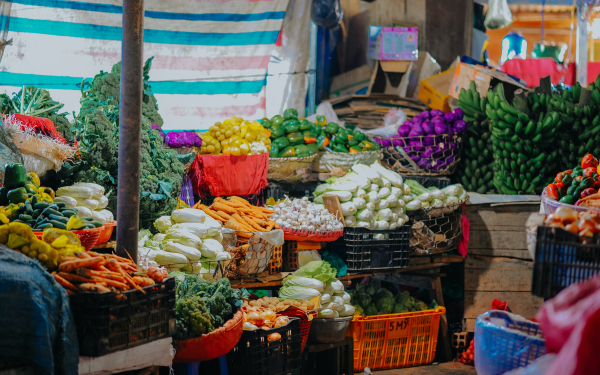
{"left": 270, "top": 197, "right": 344, "bottom": 232}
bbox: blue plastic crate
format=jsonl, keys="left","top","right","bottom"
{"left": 532, "top": 226, "right": 600, "bottom": 299}
{"left": 474, "top": 311, "right": 546, "bottom": 375}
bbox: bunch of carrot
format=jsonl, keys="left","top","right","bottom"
{"left": 52, "top": 251, "right": 166, "bottom": 294}
{"left": 192, "top": 196, "right": 278, "bottom": 238}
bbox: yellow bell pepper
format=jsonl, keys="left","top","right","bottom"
{"left": 66, "top": 215, "right": 87, "bottom": 230}
{"left": 28, "top": 172, "right": 40, "bottom": 187}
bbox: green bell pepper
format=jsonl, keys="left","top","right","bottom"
{"left": 359, "top": 140, "right": 376, "bottom": 151}
{"left": 269, "top": 144, "right": 280, "bottom": 157}
{"left": 7, "top": 187, "right": 27, "bottom": 204}
{"left": 283, "top": 108, "right": 298, "bottom": 120}
{"left": 348, "top": 138, "right": 359, "bottom": 147}
{"left": 294, "top": 144, "right": 310, "bottom": 158}
{"left": 315, "top": 115, "right": 327, "bottom": 127}
{"left": 335, "top": 130, "right": 349, "bottom": 144}
{"left": 580, "top": 176, "right": 595, "bottom": 189}
{"left": 310, "top": 123, "right": 321, "bottom": 135}
{"left": 3, "top": 164, "right": 27, "bottom": 189}
{"left": 324, "top": 122, "right": 339, "bottom": 134}
{"left": 303, "top": 130, "right": 318, "bottom": 144}
{"left": 317, "top": 135, "right": 330, "bottom": 150}
{"left": 0, "top": 187, "right": 8, "bottom": 205}
{"left": 283, "top": 119, "right": 300, "bottom": 133}
{"left": 299, "top": 120, "right": 312, "bottom": 131}
{"left": 279, "top": 146, "right": 296, "bottom": 158}
{"left": 271, "top": 115, "right": 284, "bottom": 127}
{"left": 270, "top": 125, "right": 285, "bottom": 139}
{"left": 273, "top": 136, "right": 290, "bottom": 149}
{"left": 353, "top": 130, "right": 366, "bottom": 142}
{"left": 333, "top": 144, "right": 349, "bottom": 153}
{"left": 306, "top": 143, "right": 319, "bottom": 155}
{"left": 287, "top": 132, "right": 304, "bottom": 145}
{"left": 349, "top": 145, "right": 362, "bottom": 153}
{"left": 559, "top": 195, "right": 578, "bottom": 205}
{"left": 261, "top": 118, "right": 273, "bottom": 129}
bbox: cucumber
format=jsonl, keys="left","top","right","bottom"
{"left": 34, "top": 203, "right": 50, "bottom": 209}
{"left": 19, "top": 214, "right": 33, "bottom": 221}
{"left": 43, "top": 208, "right": 62, "bottom": 217}
{"left": 49, "top": 220, "right": 67, "bottom": 229}
{"left": 25, "top": 200, "right": 33, "bottom": 214}
{"left": 54, "top": 202, "right": 66, "bottom": 209}
{"left": 80, "top": 216, "right": 94, "bottom": 222}
{"left": 31, "top": 195, "right": 38, "bottom": 206}
{"left": 25, "top": 220, "right": 36, "bottom": 226}
{"left": 85, "top": 224, "right": 96, "bottom": 229}
{"left": 32, "top": 209, "right": 43, "bottom": 218}
{"left": 37, "top": 223, "right": 53, "bottom": 230}
{"left": 49, "top": 214, "right": 68, "bottom": 224}
{"left": 61, "top": 210, "right": 77, "bottom": 217}
{"left": 90, "top": 221, "right": 103, "bottom": 228}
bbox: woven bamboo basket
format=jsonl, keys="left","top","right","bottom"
{"left": 268, "top": 154, "right": 318, "bottom": 183}
{"left": 310, "top": 150, "right": 383, "bottom": 175}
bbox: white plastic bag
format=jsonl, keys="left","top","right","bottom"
{"left": 485, "top": 0, "right": 512, "bottom": 29}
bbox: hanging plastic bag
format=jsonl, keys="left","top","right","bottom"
{"left": 484, "top": 0, "right": 513, "bottom": 30}
{"left": 311, "top": 0, "right": 343, "bottom": 29}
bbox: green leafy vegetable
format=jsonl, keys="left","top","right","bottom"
{"left": 292, "top": 260, "right": 337, "bottom": 283}
{"left": 175, "top": 296, "right": 214, "bottom": 341}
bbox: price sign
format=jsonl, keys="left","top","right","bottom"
{"left": 387, "top": 318, "right": 409, "bottom": 339}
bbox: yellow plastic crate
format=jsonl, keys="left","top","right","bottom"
{"left": 348, "top": 307, "right": 445, "bottom": 372}
{"left": 418, "top": 69, "right": 454, "bottom": 113}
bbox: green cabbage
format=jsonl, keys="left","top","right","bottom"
{"left": 375, "top": 296, "right": 395, "bottom": 314}
{"left": 278, "top": 285, "right": 321, "bottom": 301}
{"left": 395, "top": 291, "right": 410, "bottom": 306}
{"left": 292, "top": 261, "right": 337, "bottom": 284}
{"left": 365, "top": 304, "right": 378, "bottom": 316}
{"left": 373, "top": 288, "right": 394, "bottom": 302}
{"left": 354, "top": 292, "right": 371, "bottom": 308}
{"left": 429, "top": 299, "right": 439, "bottom": 310}
{"left": 393, "top": 304, "right": 408, "bottom": 314}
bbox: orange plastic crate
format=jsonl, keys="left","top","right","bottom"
{"left": 347, "top": 307, "right": 445, "bottom": 372}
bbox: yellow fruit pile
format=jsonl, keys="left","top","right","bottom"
{"left": 199, "top": 117, "right": 271, "bottom": 156}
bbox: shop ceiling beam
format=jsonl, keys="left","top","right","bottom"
{"left": 116, "top": 0, "right": 144, "bottom": 262}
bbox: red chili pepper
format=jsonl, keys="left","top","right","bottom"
{"left": 547, "top": 184, "right": 560, "bottom": 200}
{"left": 584, "top": 167, "right": 596, "bottom": 178}
{"left": 581, "top": 188, "right": 598, "bottom": 198}
{"left": 581, "top": 154, "right": 598, "bottom": 169}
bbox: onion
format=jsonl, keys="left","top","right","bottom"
{"left": 444, "top": 112, "right": 457, "bottom": 123}
{"left": 247, "top": 311, "right": 264, "bottom": 326}
{"left": 556, "top": 206, "right": 577, "bottom": 225}
{"left": 430, "top": 109, "right": 444, "bottom": 118}
{"left": 412, "top": 115, "right": 423, "bottom": 124}
{"left": 398, "top": 125, "right": 411, "bottom": 137}
{"left": 454, "top": 108, "right": 464, "bottom": 119}
{"left": 420, "top": 110, "right": 431, "bottom": 120}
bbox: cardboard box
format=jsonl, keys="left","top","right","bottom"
{"left": 330, "top": 65, "right": 372, "bottom": 98}
{"left": 449, "top": 62, "right": 529, "bottom": 101}
{"left": 367, "top": 60, "right": 411, "bottom": 96}
{"left": 368, "top": 26, "right": 418, "bottom": 61}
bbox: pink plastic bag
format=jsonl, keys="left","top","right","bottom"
{"left": 458, "top": 213, "right": 470, "bottom": 258}
{"left": 536, "top": 275, "right": 600, "bottom": 375}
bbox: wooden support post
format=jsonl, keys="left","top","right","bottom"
{"left": 432, "top": 275, "right": 452, "bottom": 362}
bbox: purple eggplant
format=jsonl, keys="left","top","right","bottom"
{"left": 444, "top": 112, "right": 457, "bottom": 123}
{"left": 430, "top": 109, "right": 444, "bottom": 118}
{"left": 409, "top": 126, "right": 424, "bottom": 137}
{"left": 454, "top": 108, "right": 464, "bottom": 120}
{"left": 409, "top": 140, "right": 425, "bottom": 152}
{"left": 434, "top": 122, "right": 448, "bottom": 135}
{"left": 421, "top": 120, "right": 435, "bottom": 135}
{"left": 398, "top": 124, "right": 411, "bottom": 137}
{"left": 453, "top": 120, "right": 467, "bottom": 133}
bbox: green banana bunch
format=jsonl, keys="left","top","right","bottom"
{"left": 454, "top": 81, "right": 496, "bottom": 194}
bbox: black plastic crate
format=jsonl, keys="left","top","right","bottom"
{"left": 409, "top": 208, "right": 463, "bottom": 254}
{"left": 264, "top": 181, "right": 320, "bottom": 202}
{"left": 532, "top": 226, "right": 600, "bottom": 299}
{"left": 403, "top": 175, "right": 451, "bottom": 189}
{"left": 328, "top": 226, "right": 410, "bottom": 271}
{"left": 69, "top": 277, "right": 176, "bottom": 356}
{"left": 227, "top": 317, "right": 302, "bottom": 375}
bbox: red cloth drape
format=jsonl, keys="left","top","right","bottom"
{"left": 501, "top": 58, "right": 575, "bottom": 87}
{"left": 189, "top": 153, "right": 269, "bottom": 197}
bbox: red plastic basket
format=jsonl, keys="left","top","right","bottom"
{"left": 33, "top": 227, "right": 102, "bottom": 252}
{"left": 282, "top": 227, "right": 343, "bottom": 242}
{"left": 96, "top": 221, "right": 117, "bottom": 245}
{"left": 279, "top": 308, "right": 317, "bottom": 352}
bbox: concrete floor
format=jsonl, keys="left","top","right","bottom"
{"left": 356, "top": 362, "right": 477, "bottom": 375}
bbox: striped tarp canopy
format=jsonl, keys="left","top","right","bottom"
{"left": 0, "top": 0, "right": 290, "bottom": 131}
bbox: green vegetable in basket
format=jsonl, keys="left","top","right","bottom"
{"left": 306, "top": 143, "right": 319, "bottom": 155}
{"left": 271, "top": 115, "right": 284, "bottom": 127}
{"left": 279, "top": 146, "right": 296, "bottom": 158}
{"left": 299, "top": 119, "right": 312, "bottom": 131}
{"left": 283, "top": 108, "right": 298, "bottom": 120}
{"left": 353, "top": 130, "right": 366, "bottom": 142}
{"left": 317, "top": 135, "right": 330, "bottom": 150}
{"left": 365, "top": 304, "right": 378, "bottom": 316}
{"left": 283, "top": 119, "right": 300, "bottom": 133}
{"left": 335, "top": 129, "right": 349, "bottom": 144}
{"left": 293, "top": 144, "right": 310, "bottom": 158}
{"left": 333, "top": 144, "right": 349, "bottom": 153}
{"left": 269, "top": 145, "right": 280, "bottom": 158}
{"left": 287, "top": 132, "right": 304, "bottom": 145}
{"left": 273, "top": 136, "right": 290, "bottom": 149}
{"left": 261, "top": 117, "right": 272, "bottom": 129}
{"left": 270, "top": 124, "right": 285, "bottom": 139}
{"left": 324, "top": 122, "right": 339, "bottom": 134}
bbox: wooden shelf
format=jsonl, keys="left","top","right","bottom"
{"left": 231, "top": 262, "right": 451, "bottom": 289}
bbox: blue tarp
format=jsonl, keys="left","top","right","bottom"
{"left": 0, "top": 247, "right": 78, "bottom": 374}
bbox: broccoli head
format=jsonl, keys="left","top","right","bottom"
{"left": 175, "top": 295, "right": 214, "bottom": 341}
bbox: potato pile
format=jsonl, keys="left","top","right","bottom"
{"left": 243, "top": 296, "right": 315, "bottom": 312}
